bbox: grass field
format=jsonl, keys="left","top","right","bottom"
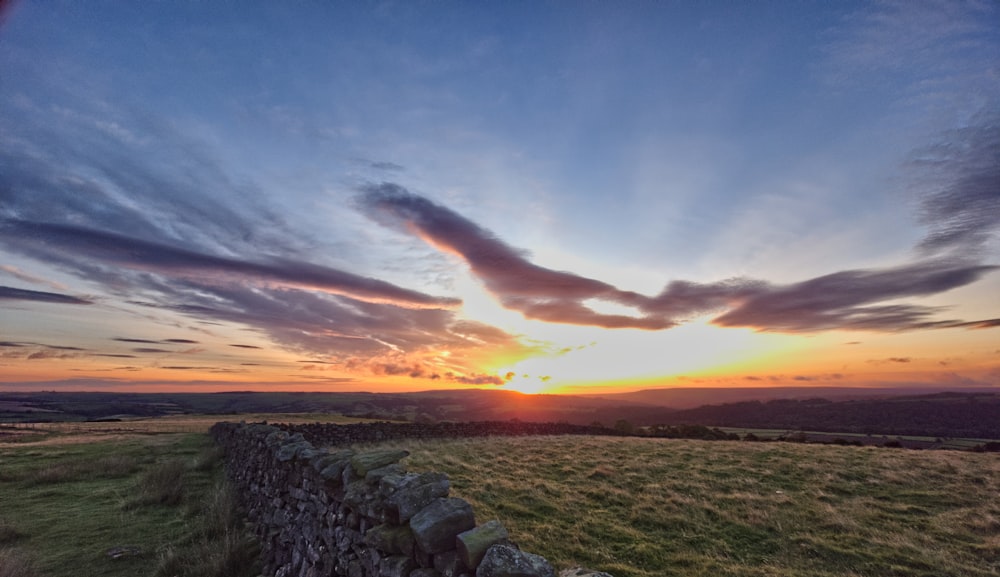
{"left": 4, "top": 418, "right": 998, "bottom": 577}
{"left": 368, "top": 435, "right": 1000, "bottom": 577}
{"left": 0, "top": 432, "right": 259, "bottom": 577}
{"left": 0, "top": 413, "right": 368, "bottom": 577}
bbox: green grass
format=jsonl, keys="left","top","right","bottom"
{"left": 365, "top": 435, "right": 1000, "bottom": 577}
{"left": 0, "top": 433, "right": 257, "bottom": 577}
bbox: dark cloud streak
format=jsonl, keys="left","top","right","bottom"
{"left": 0, "top": 285, "right": 92, "bottom": 305}
{"left": 0, "top": 219, "right": 458, "bottom": 310}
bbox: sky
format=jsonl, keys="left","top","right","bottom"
{"left": 0, "top": 0, "right": 998, "bottom": 395}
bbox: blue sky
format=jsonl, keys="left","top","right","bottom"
{"left": 1, "top": 1, "right": 998, "bottom": 393}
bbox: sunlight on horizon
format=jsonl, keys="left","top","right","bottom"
{"left": 485, "top": 318, "right": 806, "bottom": 394}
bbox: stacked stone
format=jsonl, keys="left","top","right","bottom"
{"left": 279, "top": 421, "right": 621, "bottom": 447}
{"left": 211, "top": 422, "right": 565, "bottom": 577}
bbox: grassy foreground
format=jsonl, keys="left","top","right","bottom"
{"left": 370, "top": 435, "right": 999, "bottom": 577}
{"left": 4, "top": 420, "right": 997, "bottom": 577}
{"left": 0, "top": 431, "right": 258, "bottom": 577}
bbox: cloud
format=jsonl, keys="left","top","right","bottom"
{"left": 357, "top": 183, "right": 675, "bottom": 329}
{"left": 950, "top": 319, "right": 1000, "bottom": 329}
{"left": 362, "top": 159, "right": 405, "bottom": 172}
{"left": 230, "top": 344, "right": 262, "bottom": 349}
{"left": 27, "top": 350, "right": 81, "bottom": 360}
{"left": 712, "top": 260, "right": 998, "bottom": 332}
{"left": 868, "top": 357, "right": 913, "bottom": 365}
{"left": 0, "top": 103, "right": 516, "bottom": 381}
{"left": 912, "top": 111, "right": 1000, "bottom": 255}
{"left": 164, "top": 338, "right": 199, "bottom": 344}
{"left": 123, "top": 279, "right": 534, "bottom": 384}
{"left": 0, "top": 220, "right": 459, "bottom": 310}
{"left": 0, "top": 285, "right": 92, "bottom": 305}
{"left": 113, "top": 338, "right": 161, "bottom": 344}
{"left": 359, "top": 183, "right": 999, "bottom": 333}
{"left": 0, "top": 265, "right": 68, "bottom": 291}
{"left": 131, "top": 348, "right": 172, "bottom": 354}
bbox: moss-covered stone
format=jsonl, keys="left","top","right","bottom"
{"left": 276, "top": 440, "right": 314, "bottom": 462}
{"left": 350, "top": 449, "right": 410, "bottom": 476}
{"left": 364, "top": 523, "right": 415, "bottom": 556}
{"left": 457, "top": 520, "right": 509, "bottom": 570}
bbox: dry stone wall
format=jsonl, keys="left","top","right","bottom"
{"left": 211, "top": 421, "right": 617, "bottom": 577}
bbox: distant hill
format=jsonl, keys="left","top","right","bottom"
{"left": 585, "top": 385, "right": 1000, "bottom": 409}
{"left": 652, "top": 392, "right": 1000, "bottom": 439}
{"left": 1, "top": 388, "right": 998, "bottom": 439}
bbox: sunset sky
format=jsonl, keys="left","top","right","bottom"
{"left": 1, "top": 1, "right": 998, "bottom": 395}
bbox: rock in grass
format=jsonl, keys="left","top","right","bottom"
{"left": 476, "top": 544, "right": 554, "bottom": 577}
{"left": 410, "top": 497, "right": 476, "bottom": 554}
{"left": 457, "top": 520, "right": 509, "bottom": 570}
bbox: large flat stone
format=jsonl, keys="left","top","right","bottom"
{"left": 350, "top": 449, "right": 410, "bottom": 476}
{"left": 409, "top": 498, "right": 476, "bottom": 554}
{"left": 457, "top": 520, "right": 509, "bottom": 570}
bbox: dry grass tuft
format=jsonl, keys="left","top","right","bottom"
{"left": 133, "top": 459, "right": 187, "bottom": 506}
{"left": 154, "top": 482, "right": 259, "bottom": 577}
{"left": 0, "top": 547, "right": 42, "bottom": 577}
{"left": 29, "top": 454, "right": 139, "bottom": 485}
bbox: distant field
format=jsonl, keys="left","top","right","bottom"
{"left": 715, "top": 427, "right": 995, "bottom": 450}
{"left": 0, "top": 413, "right": 367, "bottom": 446}
{"left": 366, "top": 435, "right": 1000, "bottom": 577}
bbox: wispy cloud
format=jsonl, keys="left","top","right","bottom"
{"left": 824, "top": 0, "right": 998, "bottom": 89}
{"left": 0, "top": 265, "right": 68, "bottom": 291}
{"left": 712, "top": 260, "right": 997, "bottom": 332}
{"left": 0, "top": 220, "right": 458, "bottom": 310}
{"left": 912, "top": 111, "right": 1000, "bottom": 255}
{"left": 0, "top": 285, "right": 92, "bottom": 305}
{"left": 358, "top": 183, "right": 998, "bottom": 333}
{"left": 358, "top": 183, "right": 674, "bottom": 329}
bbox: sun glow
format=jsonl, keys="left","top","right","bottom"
{"left": 481, "top": 316, "right": 805, "bottom": 394}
